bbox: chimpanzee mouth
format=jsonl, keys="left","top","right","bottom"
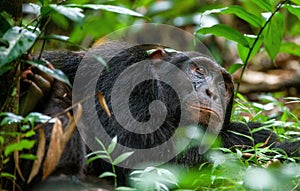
{"left": 190, "top": 105, "right": 222, "bottom": 121}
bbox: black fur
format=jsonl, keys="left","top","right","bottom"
{"left": 8, "top": 41, "right": 300, "bottom": 190}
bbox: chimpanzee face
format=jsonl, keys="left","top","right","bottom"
{"left": 184, "top": 56, "right": 233, "bottom": 132}
{"left": 155, "top": 50, "right": 234, "bottom": 133}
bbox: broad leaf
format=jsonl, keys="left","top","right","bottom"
{"left": 99, "top": 171, "right": 117, "bottom": 178}
{"left": 252, "top": 0, "right": 273, "bottom": 11}
{"left": 86, "top": 150, "right": 107, "bottom": 158}
{"left": 285, "top": 4, "right": 300, "bottom": 20}
{"left": 107, "top": 136, "right": 117, "bottom": 155}
{"left": 224, "top": 6, "right": 261, "bottom": 27}
{"left": 113, "top": 151, "right": 134, "bottom": 165}
{"left": 95, "top": 137, "right": 107, "bottom": 151}
{"left": 27, "top": 60, "right": 71, "bottom": 87}
{"left": 86, "top": 155, "right": 110, "bottom": 164}
{"left": 0, "top": 27, "right": 39, "bottom": 74}
{"left": 68, "top": 4, "right": 144, "bottom": 17}
{"left": 280, "top": 41, "right": 300, "bottom": 56}
{"left": 24, "top": 130, "right": 35, "bottom": 137}
{"left": 237, "top": 34, "right": 263, "bottom": 63}
{"left": 43, "top": 34, "right": 69, "bottom": 42}
{"left": 227, "top": 63, "right": 244, "bottom": 74}
{"left": 49, "top": 4, "right": 84, "bottom": 23}
{"left": 263, "top": 12, "right": 284, "bottom": 60}
{"left": 25, "top": 112, "right": 53, "bottom": 124}
{"left": 4, "top": 139, "right": 36, "bottom": 156}
{"left": 197, "top": 24, "right": 249, "bottom": 47}
{"left": 0, "top": 12, "right": 13, "bottom": 36}
{"left": 0, "top": 112, "right": 24, "bottom": 125}
{"left": 202, "top": 6, "right": 261, "bottom": 27}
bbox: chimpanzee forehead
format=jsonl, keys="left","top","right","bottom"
{"left": 188, "top": 56, "right": 220, "bottom": 70}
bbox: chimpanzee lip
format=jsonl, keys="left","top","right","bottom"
{"left": 190, "top": 105, "right": 222, "bottom": 120}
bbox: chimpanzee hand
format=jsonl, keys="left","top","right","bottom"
{"left": 20, "top": 60, "right": 54, "bottom": 116}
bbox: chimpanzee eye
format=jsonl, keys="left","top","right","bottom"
{"left": 195, "top": 66, "right": 206, "bottom": 75}
{"left": 190, "top": 64, "right": 206, "bottom": 76}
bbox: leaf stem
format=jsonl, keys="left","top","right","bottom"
{"left": 234, "top": 0, "right": 289, "bottom": 99}
{"left": 95, "top": 137, "right": 118, "bottom": 187}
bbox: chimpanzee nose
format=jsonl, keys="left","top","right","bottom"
{"left": 205, "top": 88, "right": 219, "bottom": 101}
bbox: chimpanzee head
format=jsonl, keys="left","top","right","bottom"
{"left": 94, "top": 44, "right": 234, "bottom": 150}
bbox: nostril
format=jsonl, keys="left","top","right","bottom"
{"left": 206, "top": 89, "right": 212, "bottom": 97}
{"left": 206, "top": 89, "right": 219, "bottom": 101}
{"left": 213, "top": 95, "right": 218, "bottom": 101}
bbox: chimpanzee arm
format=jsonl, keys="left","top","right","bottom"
{"left": 221, "top": 122, "right": 300, "bottom": 157}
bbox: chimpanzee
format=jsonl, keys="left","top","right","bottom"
{"left": 8, "top": 41, "right": 300, "bottom": 190}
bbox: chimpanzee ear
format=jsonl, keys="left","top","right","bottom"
{"left": 147, "top": 48, "right": 168, "bottom": 59}
{"left": 221, "top": 68, "right": 234, "bottom": 126}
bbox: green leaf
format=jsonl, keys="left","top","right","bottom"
{"left": 280, "top": 108, "right": 288, "bottom": 122}
{"left": 0, "top": 12, "right": 13, "bottom": 36}
{"left": 51, "top": 11, "right": 70, "bottom": 29}
{"left": 0, "top": 136, "right": 4, "bottom": 145}
{"left": 4, "top": 139, "right": 36, "bottom": 156}
{"left": 24, "top": 3, "right": 41, "bottom": 16}
{"left": 92, "top": 54, "right": 109, "bottom": 71}
{"left": 24, "top": 130, "right": 36, "bottom": 137}
{"left": 86, "top": 155, "right": 110, "bottom": 164}
{"left": 0, "top": 112, "right": 24, "bottom": 125}
{"left": 252, "top": 0, "right": 273, "bottom": 11}
{"left": 280, "top": 41, "right": 300, "bottom": 56}
{"left": 203, "top": 6, "right": 261, "bottom": 27}
{"left": 49, "top": 4, "right": 84, "bottom": 23}
{"left": 237, "top": 34, "right": 263, "bottom": 63}
{"left": 236, "top": 149, "right": 243, "bottom": 158}
{"left": 19, "top": 154, "right": 38, "bottom": 160}
{"left": 86, "top": 150, "right": 107, "bottom": 158}
{"left": 285, "top": 4, "right": 300, "bottom": 20}
{"left": 107, "top": 136, "right": 117, "bottom": 155}
{"left": 197, "top": 24, "right": 249, "bottom": 47}
{"left": 0, "top": 26, "right": 39, "bottom": 74}
{"left": 69, "top": 4, "right": 144, "bottom": 17}
{"left": 263, "top": 12, "right": 284, "bottom": 60}
{"left": 43, "top": 34, "right": 69, "bottom": 42}
{"left": 26, "top": 60, "right": 71, "bottom": 87}
{"left": 113, "top": 151, "right": 134, "bottom": 165}
{"left": 25, "top": 112, "right": 53, "bottom": 124}
{"left": 116, "top": 187, "right": 136, "bottom": 191}
{"left": 99, "top": 171, "right": 117, "bottom": 178}
{"left": 21, "top": 125, "right": 31, "bottom": 131}
{"left": 224, "top": 6, "right": 261, "bottom": 27}
{"left": 227, "top": 130, "right": 254, "bottom": 142}
{"left": 0, "top": 172, "right": 16, "bottom": 179}
{"left": 95, "top": 137, "right": 107, "bottom": 151}
{"left": 227, "top": 63, "right": 243, "bottom": 74}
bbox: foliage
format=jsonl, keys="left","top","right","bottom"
{"left": 1, "top": 0, "right": 300, "bottom": 190}
{"left": 86, "top": 136, "right": 134, "bottom": 188}
{"left": 128, "top": 151, "right": 300, "bottom": 191}
{"left": 0, "top": 112, "right": 53, "bottom": 185}
{"left": 196, "top": 0, "right": 300, "bottom": 94}
{"left": 126, "top": 92, "right": 300, "bottom": 191}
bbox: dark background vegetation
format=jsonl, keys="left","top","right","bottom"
{"left": 1, "top": 0, "right": 300, "bottom": 190}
